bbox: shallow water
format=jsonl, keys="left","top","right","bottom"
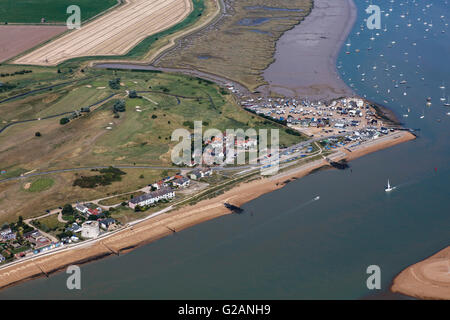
{"left": 0, "top": 0, "right": 448, "bottom": 299}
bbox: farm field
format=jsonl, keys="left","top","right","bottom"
{"left": 13, "top": 0, "right": 193, "bottom": 66}
{"left": 0, "top": 25, "right": 66, "bottom": 63}
{"left": 0, "top": 0, "right": 118, "bottom": 24}
{"left": 158, "top": 0, "right": 312, "bottom": 90}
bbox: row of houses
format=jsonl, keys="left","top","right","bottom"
{"left": 128, "top": 188, "right": 175, "bottom": 209}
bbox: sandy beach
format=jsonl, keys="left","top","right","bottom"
{"left": 0, "top": 131, "right": 415, "bottom": 291}
{"left": 261, "top": 0, "right": 357, "bottom": 100}
{"left": 391, "top": 246, "right": 450, "bottom": 300}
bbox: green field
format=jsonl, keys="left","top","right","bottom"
{"left": 0, "top": 0, "right": 118, "bottom": 23}
{"left": 26, "top": 177, "right": 55, "bottom": 192}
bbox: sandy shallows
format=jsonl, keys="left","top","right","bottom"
{"left": 0, "top": 25, "right": 66, "bottom": 63}
{"left": 391, "top": 246, "right": 450, "bottom": 300}
{"left": 13, "top": 0, "right": 192, "bottom": 66}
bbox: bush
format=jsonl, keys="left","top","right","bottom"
{"left": 60, "top": 117, "right": 70, "bottom": 125}
{"left": 73, "top": 167, "right": 126, "bottom": 188}
{"left": 61, "top": 204, "right": 75, "bottom": 216}
{"left": 109, "top": 78, "right": 121, "bottom": 90}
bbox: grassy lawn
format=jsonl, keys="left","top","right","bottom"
{"left": 0, "top": 0, "right": 118, "bottom": 23}
{"left": 26, "top": 177, "right": 55, "bottom": 192}
{"left": 109, "top": 205, "right": 144, "bottom": 224}
{"left": 32, "top": 214, "right": 65, "bottom": 233}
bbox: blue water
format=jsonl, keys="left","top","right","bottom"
{"left": 238, "top": 16, "right": 290, "bottom": 26}
{"left": 238, "top": 17, "right": 272, "bottom": 26}
{"left": 0, "top": 0, "right": 448, "bottom": 299}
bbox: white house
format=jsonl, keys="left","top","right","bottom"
{"left": 128, "top": 188, "right": 175, "bottom": 209}
{"left": 75, "top": 203, "right": 89, "bottom": 214}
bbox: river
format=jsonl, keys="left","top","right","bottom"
{"left": 0, "top": 0, "right": 448, "bottom": 299}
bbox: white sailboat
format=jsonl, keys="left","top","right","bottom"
{"left": 385, "top": 180, "right": 395, "bottom": 192}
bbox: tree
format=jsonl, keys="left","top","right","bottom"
{"left": 113, "top": 100, "right": 126, "bottom": 113}
{"left": 151, "top": 114, "right": 157, "bottom": 119}
{"left": 128, "top": 90, "right": 138, "bottom": 98}
{"left": 35, "top": 132, "right": 41, "bottom": 137}
{"left": 109, "top": 78, "right": 121, "bottom": 90}
{"left": 62, "top": 204, "right": 74, "bottom": 216}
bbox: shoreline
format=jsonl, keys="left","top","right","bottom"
{"left": 391, "top": 246, "right": 450, "bottom": 300}
{"left": 0, "top": 131, "right": 416, "bottom": 291}
{"left": 259, "top": 0, "right": 357, "bottom": 100}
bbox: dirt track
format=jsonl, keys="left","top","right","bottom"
{"left": 0, "top": 25, "right": 66, "bottom": 63}
{"left": 13, "top": 0, "right": 192, "bottom": 66}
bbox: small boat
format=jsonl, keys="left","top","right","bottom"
{"left": 385, "top": 180, "right": 395, "bottom": 192}
{"left": 314, "top": 196, "right": 320, "bottom": 201}
{"left": 444, "top": 97, "right": 450, "bottom": 107}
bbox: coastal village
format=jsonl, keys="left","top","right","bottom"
{"left": 0, "top": 167, "right": 214, "bottom": 265}
{"left": 0, "top": 85, "right": 407, "bottom": 267}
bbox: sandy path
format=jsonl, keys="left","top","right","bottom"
{"left": 391, "top": 246, "right": 450, "bottom": 300}
{"left": 13, "top": 0, "right": 192, "bottom": 66}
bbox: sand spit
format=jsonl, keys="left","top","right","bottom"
{"left": 391, "top": 246, "right": 450, "bottom": 300}
{"left": 0, "top": 131, "right": 415, "bottom": 291}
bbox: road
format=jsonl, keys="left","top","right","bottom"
{"left": 0, "top": 134, "right": 349, "bottom": 184}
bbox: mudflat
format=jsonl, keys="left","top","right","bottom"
{"left": 261, "top": 0, "right": 356, "bottom": 100}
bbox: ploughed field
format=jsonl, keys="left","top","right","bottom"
{"left": 0, "top": 0, "right": 118, "bottom": 23}
{"left": 13, "top": 0, "right": 193, "bottom": 66}
{"left": 0, "top": 25, "right": 66, "bottom": 63}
